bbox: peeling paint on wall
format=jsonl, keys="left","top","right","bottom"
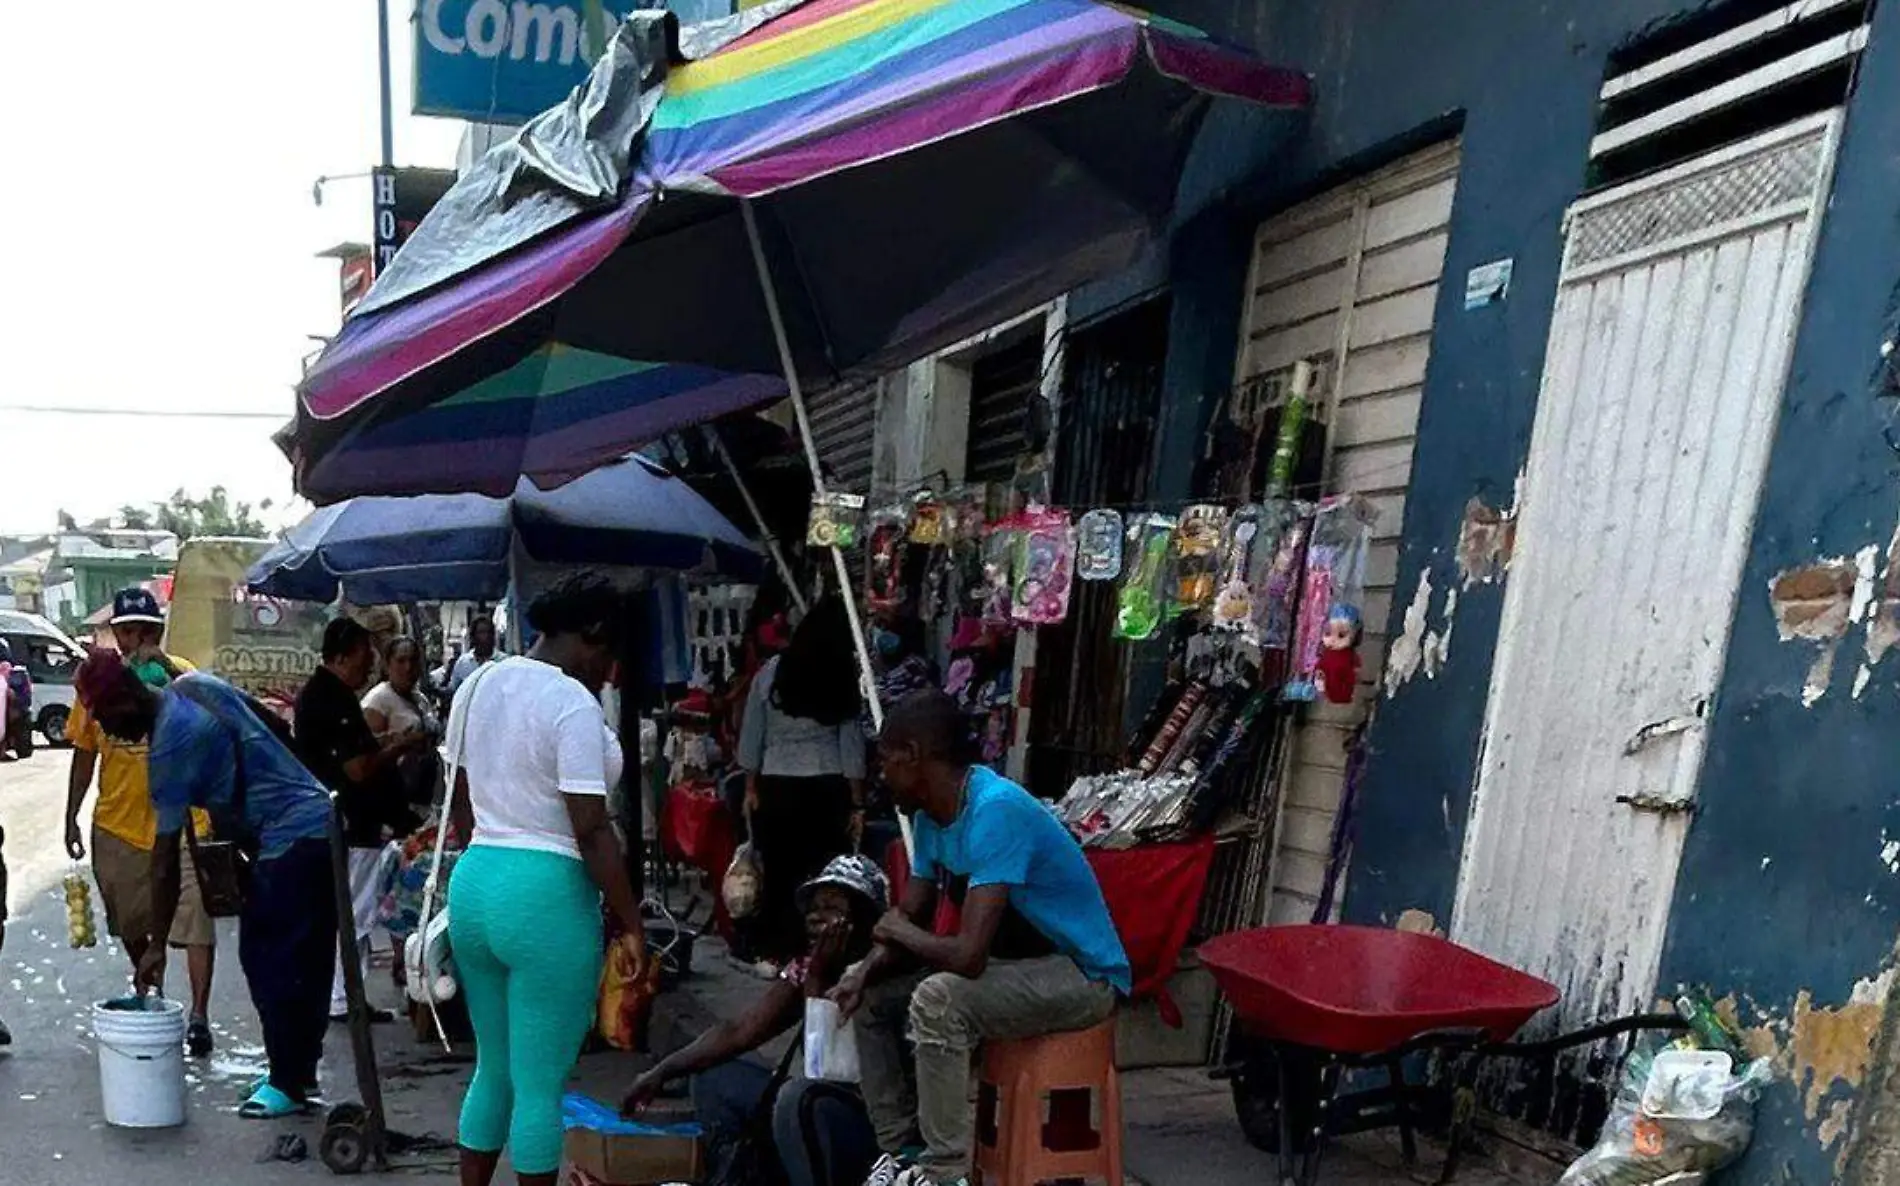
{"left": 1394, "top": 908, "right": 1442, "bottom": 935}
{"left": 1769, "top": 513, "right": 1900, "bottom": 704}
{"left": 1385, "top": 569, "right": 1434, "bottom": 694}
{"left": 1456, "top": 487, "right": 1518, "bottom": 587}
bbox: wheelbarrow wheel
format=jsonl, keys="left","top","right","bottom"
{"left": 320, "top": 1119, "right": 370, "bottom": 1175}
{"left": 1232, "top": 1074, "right": 1284, "bottom": 1154}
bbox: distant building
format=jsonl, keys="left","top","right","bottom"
{"left": 40, "top": 529, "right": 179, "bottom": 633}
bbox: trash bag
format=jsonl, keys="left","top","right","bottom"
{"left": 1559, "top": 1046, "right": 1773, "bottom": 1185}
{"left": 724, "top": 841, "right": 764, "bottom": 920}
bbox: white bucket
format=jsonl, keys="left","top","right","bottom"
{"left": 93, "top": 997, "right": 187, "bottom": 1128}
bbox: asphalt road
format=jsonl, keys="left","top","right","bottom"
{"left": 0, "top": 747, "right": 464, "bottom": 1184}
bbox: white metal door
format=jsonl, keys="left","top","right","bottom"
{"left": 1452, "top": 113, "right": 1842, "bottom": 1030}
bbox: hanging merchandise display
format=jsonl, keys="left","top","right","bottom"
{"left": 1171, "top": 505, "right": 1229, "bottom": 616}
{"left": 864, "top": 503, "right": 909, "bottom": 616}
{"left": 1284, "top": 496, "right": 1378, "bottom": 702}
{"left": 1076, "top": 508, "right": 1125, "bottom": 581}
{"left": 978, "top": 520, "right": 1021, "bottom": 625}
{"left": 1011, "top": 507, "right": 1076, "bottom": 626}
{"left": 1266, "top": 380, "right": 1309, "bottom": 499}
{"left": 908, "top": 496, "right": 947, "bottom": 546}
{"left": 1257, "top": 508, "right": 1313, "bottom": 651}
{"left": 1115, "top": 515, "right": 1178, "bottom": 641}
{"left": 807, "top": 491, "right": 865, "bottom": 549}
{"left": 1211, "top": 505, "right": 1268, "bottom": 635}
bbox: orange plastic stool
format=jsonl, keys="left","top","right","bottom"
{"left": 974, "top": 1018, "right": 1123, "bottom": 1186}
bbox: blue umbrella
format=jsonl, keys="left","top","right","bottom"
{"left": 249, "top": 455, "right": 762, "bottom": 604}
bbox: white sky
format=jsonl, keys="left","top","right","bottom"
{"left": 0, "top": 4, "right": 465, "bottom": 534}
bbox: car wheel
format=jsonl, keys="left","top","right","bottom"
{"left": 38, "top": 705, "right": 70, "bottom": 747}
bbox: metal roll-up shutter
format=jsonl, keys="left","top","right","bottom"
{"left": 806, "top": 384, "right": 877, "bottom": 496}
{"left": 964, "top": 335, "right": 1043, "bottom": 485}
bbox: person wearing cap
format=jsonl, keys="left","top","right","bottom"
{"left": 621, "top": 854, "right": 887, "bottom": 1186}
{"left": 64, "top": 587, "right": 219, "bottom": 1057}
{"left": 75, "top": 650, "right": 338, "bottom": 1121}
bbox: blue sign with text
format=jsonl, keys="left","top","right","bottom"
{"left": 414, "top": 0, "right": 733, "bottom": 124}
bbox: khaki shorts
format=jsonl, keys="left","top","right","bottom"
{"left": 92, "top": 827, "right": 216, "bottom": 949}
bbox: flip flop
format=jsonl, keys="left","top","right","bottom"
{"left": 239, "top": 1083, "right": 307, "bottom": 1120}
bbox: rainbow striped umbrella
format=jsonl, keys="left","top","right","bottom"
{"left": 290, "top": 0, "right": 1309, "bottom": 502}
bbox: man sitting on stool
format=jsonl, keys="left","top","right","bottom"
{"left": 833, "top": 690, "right": 1130, "bottom": 1186}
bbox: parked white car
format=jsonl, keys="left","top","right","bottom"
{"left": 0, "top": 610, "right": 87, "bottom": 745}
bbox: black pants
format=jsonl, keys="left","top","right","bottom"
{"left": 753, "top": 774, "right": 853, "bottom": 962}
{"left": 240, "top": 837, "right": 338, "bottom": 1098}
{"left": 694, "top": 1060, "right": 880, "bottom": 1186}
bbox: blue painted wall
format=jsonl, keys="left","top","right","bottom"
{"left": 1124, "top": 0, "right": 1900, "bottom": 1179}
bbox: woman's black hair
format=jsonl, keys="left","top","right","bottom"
{"left": 382, "top": 635, "right": 420, "bottom": 664}
{"left": 770, "top": 597, "right": 862, "bottom": 726}
{"left": 526, "top": 573, "right": 624, "bottom": 648}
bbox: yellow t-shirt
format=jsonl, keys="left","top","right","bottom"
{"left": 70, "top": 655, "right": 211, "bottom": 850}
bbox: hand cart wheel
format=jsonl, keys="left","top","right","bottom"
{"left": 320, "top": 1114, "right": 371, "bottom": 1176}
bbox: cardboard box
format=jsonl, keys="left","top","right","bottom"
{"left": 563, "top": 1102, "right": 704, "bottom": 1186}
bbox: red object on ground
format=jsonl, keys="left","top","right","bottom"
{"left": 1199, "top": 925, "right": 1559, "bottom": 1054}
{"left": 663, "top": 783, "right": 737, "bottom": 935}
{"left": 882, "top": 835, "right": 1216, "bottom": 1016}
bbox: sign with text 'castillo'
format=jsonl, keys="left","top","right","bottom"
{"left": 414, "top": 1, "right": 733, "bottom": 124}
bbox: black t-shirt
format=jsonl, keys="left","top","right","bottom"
{"left": 293, "top": 666, "right": 384, "bottom": 847}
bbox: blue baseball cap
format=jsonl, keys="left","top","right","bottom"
{"left": 109, "top": 587, "right": 166, "bottom": 627}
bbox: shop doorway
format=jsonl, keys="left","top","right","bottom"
{"left": 1453, "top": 112, "right": 1844, "bottom": 1050}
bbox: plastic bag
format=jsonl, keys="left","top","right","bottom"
{"left": 1285, "top": 496, "right": 1376, "bottom": 701}
{"left": 405, "top": 909, "right": 459, "bottom": 1004}
{"left": 979, "top": 521, "right": 1021, "bottom": 625}
{"left": 722, "top": 841, "right": 763, "bottom": 920}
{"left": 1077, "top": 509, "right": 1124, "bottom": 581}
{"left": 1257, "top": 507, "right": 1311, "bottom": 650}
{"left": 865, "top": 503, "right": 908, "bottom": 615}
{"left": 64, "top": 868, "right": 97, "bottom": 949}
{"left": 597, "top": 926, "right": 662, "bottom": 1052}
{"left": 807, "top": 491, "right": 865, "bottom": 549}
{"left": 1171, "top": 506, "right": 1229, "bottom": 616}
{"left": 1012, "top": 508, "right": 1076, "bottom": 625}
{"left": 1211, "top": 505, "right": 1269, "bottom": 636}
{"left": 802, "top": 998, "right": 862, "bottom": 1082}
{"left": 1559, "top": 1045, "right": 1773, "bottom": 1185}
{"left": 1115, "top": 515, "right": 1177, "bottom": 641}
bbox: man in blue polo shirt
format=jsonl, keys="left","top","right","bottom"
{"left": 833, "top": 690, "right": 1128, "bottom": 1186}
{"left": 76, "top": 651, "right": 336, "bottom": 1121}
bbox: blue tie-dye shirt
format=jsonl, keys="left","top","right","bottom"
{"left": 149, "top": 673, "right": 333, "bottom": 860}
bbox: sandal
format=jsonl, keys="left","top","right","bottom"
{"left": 239, "top": 1083, "right": 307, "bottom": 1120}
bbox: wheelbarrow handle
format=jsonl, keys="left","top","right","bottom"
{"left": 1487, "top": 1012, "right": 1689, "bottom": 1059}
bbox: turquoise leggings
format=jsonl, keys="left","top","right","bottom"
{"left": 449, "top": 845, "right": 603, "bottom": 1174}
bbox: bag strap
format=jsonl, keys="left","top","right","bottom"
{"left": 417, "top": 660, "right": 499, "bottom": 1047}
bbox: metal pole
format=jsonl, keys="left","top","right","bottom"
{"left": 376, "top": 0, "right": 395, "bottom": 168}
{"left": 704, "top": 425, "right": 808, "bottom": 614}
{"left": 739, "top": 199, "right": 911, "bottom": 858}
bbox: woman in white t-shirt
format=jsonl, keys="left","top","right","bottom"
{"left": 445, "top": 574, "right": 647, "bottom": 1186}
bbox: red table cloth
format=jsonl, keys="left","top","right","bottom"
{"left": 883, "top": 835, "right": 1217, "bottom": 1020}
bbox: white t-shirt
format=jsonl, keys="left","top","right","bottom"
{"left": 448, "top": 655, "right": 623, "bottom": 861}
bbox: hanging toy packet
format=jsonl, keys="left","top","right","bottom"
{"left": 1285, "top": 496, "right": 1378, "bottom": 702}
{"left": 1211, "top": 505, "right": 1266, "bottom": 636}
{"left": 1256, "top": 503, "right": 1311, "bottom": 651}
{"left": 808, "top": 491, "right": 865, "bottom": 549}
{"left": 979, "top": 518, "right": 1022, "bottom": 626}
{"left": 1076, "top": 509, "right": 1124, "bottom": 581}
{"left": 1115, "top": 515, "right": 1177, "bottom": 641}
{"left": 864, "top": 503, "right": 909, "bottom": 615}
{"left": 1011, "top": 508, "right": 1076, "bottom": 625}
{"left": 908, "top": 496, "right": 948, "bottom": 546}
{"left": 1170, "top": 505, "right": 1228, "bottom": 618}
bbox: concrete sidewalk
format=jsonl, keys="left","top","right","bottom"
{"left": 644, "top": 928, "right": 1541, "bottom": 1186}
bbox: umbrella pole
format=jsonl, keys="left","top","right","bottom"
{"left": 741, "top": 199, "right": 911, "bottom": 861}
{"left": 704, "top": 425, "right": 808, "bottom": 615}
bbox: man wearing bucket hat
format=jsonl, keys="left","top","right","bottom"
{"left": 64, "top": 587, "right": 220, "bottom": 1058}
{"left": 621, "top": 854, "right": 888, "bottom": 1186}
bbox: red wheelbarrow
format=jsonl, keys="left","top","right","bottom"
{"left": 1200, "top": 926, "right": 1687, "bottom": 1186}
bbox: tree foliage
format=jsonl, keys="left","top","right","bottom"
{"left": 118, "top": 487, "right": 272, "bottom": 542}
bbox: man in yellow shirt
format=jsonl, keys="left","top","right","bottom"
{"left": 64, "top": 588, "right": 217, "bottom": 1057}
